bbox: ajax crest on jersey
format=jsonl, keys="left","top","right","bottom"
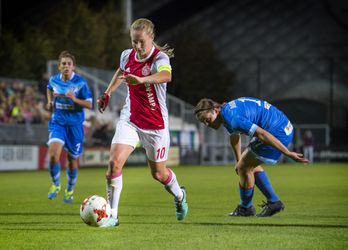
{"left": 142, "top": 64, "right": 151, "bottom": 76}
{"left": 80, "top": 195, "right": 111, "bottom": 227}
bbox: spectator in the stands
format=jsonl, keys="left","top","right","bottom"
{"left": 302, "top": 129, "right": 314, "bottom": 163}
{"left": 0, "top": 80, "right": 49, "bottom": 125}
{"left": 86, "top": 115, "right": 112, "bottom": 146}
{"left": 0, "top": 104, "right": 10, "bottom": 123}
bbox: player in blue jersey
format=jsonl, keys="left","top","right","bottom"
{"left": 194, "top": 97, "right": 308, "bottom": 217}
{"left": 46, "top": 51, "right": 93, "bottom": 203}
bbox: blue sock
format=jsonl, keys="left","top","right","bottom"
{"left": 49, "top": 162, "right": 60, "bottom": 186}
{"left": 66, "top": 168, "right": 78, "bottom": 192}
{"left": 254, "top": 171, "right": 279, "bottom": 203}
{"left": 239, "top": 184, "right": 254, "bottom": 208}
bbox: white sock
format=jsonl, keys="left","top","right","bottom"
{"left": 164, "top": 169, "right": 183, "bottom": 201}
{"left": 106, "top": 174, "right": 123, "bottom": 218}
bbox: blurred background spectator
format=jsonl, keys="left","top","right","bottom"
{"left": 303, "top": 130, "right": 314, "bottom": 163}
{"left": 84, "top": 115, "right": 114, "bottom": 146}
{"left": 0, "top": 80, "right": 50, "bottom": 125}
{"left": 0, "top": 78, "right": 115, "bottom": 146}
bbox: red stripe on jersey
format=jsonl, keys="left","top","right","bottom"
{"left": 124, "top": 48, "right": 165, "bottom": 130}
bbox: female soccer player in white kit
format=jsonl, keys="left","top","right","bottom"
{"left": 97, "top": 18, "right": 188, "bottom": 227}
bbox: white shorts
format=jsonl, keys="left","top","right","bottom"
{"left": 111, "top": 119, "right": 170, "bottom": 162}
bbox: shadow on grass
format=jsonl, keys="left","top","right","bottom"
{"left": 1, "top": 221, "right": 347, "bottom": 230}
{"left": 0, "top": 212, "right": 77, "bottom": 216}
{"left": 0, "top": 212, "right": 173, "bottom": 218}
{"left": 192, "top": 222, "right": 348, "bottom": 229}
{"left": 295, "top": 214, "right": 348, "bottom": 219}
{"left": 124, "top": 221, "right": 348, "bottom": 229}
{"left": 0, "top": 228, "right": 75, "bottom": 231}
{"left": 0, "top": 221, "right": 78, "bottom": 225}
{"left": 1, "top": 213, "right": 347, "bottom": 230}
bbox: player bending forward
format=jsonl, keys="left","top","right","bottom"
{"left": 194, "top": 97, "right": 308, "bottom": 216}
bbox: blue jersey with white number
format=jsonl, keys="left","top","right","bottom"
{"left": 220, "top": 97, "right": 292, "bottom": 138}
{"left": 48, "top": 72, "right": 92, "bottom": 126}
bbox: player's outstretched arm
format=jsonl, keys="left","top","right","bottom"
{"left": 254, "top": 127, "right": 309, "bottom": 163}
{"left": 286, "top": 151, "right": 309, "bottom": 163}
{"left": 105, "top": 68, "right": 124, "bottom": 94}
{"left": 97, "top": 68, "right": 124, "bottom": 113}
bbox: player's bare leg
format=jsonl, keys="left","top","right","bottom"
{"left": 103, "top": 143, "right": 133, "bottom": 227}
{"left": 148, "top": 160, "right": 188, "bottom": 221}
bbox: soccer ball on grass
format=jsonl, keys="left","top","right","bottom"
{"left": 80, "top": 195, "right": 111, "bottom": 227}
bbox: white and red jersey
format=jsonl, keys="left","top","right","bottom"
{"left": 119, "top": 46, "right": 171, "bottom": 130}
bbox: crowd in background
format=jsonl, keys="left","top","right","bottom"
{"left": 0, "top": 80, "right": 51, "bottom": 125}
{"left": 0, "top": 79, "right": 115, "bottom": 146}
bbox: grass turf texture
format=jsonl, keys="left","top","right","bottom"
{"left": 0, "top": 163, "right": 347, "bottom": 249}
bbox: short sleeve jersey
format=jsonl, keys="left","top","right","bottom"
{"left": 48, "top": 72, "right": 92, "bottom": 126}
{"left": 118, "top": 46, "right": 171, "bottom": 130}
{"left": 220, "top": 97, "right": 291, "bottom": 137}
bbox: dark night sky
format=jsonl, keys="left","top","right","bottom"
{"left": 3, "top": 0, "right": 348, "bottom": 29}
{"left": 3, "top": 0, "right": 57, "bottom": 27}
{"left": 1, "top": 0, "right": 111, "bottom": 33}
{"left": 1, "top": 0, "right": 217, "bottom": 36}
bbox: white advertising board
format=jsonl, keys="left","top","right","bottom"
{"left": 0, "top": 145, "right": 38, "bottom": 171}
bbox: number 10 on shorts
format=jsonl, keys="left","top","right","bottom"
{"left": 156, "top": 147, "right": 166, "bottom": 160}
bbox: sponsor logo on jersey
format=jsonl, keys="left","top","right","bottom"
{"left": 264, "top": 101, "right": 271, "bottom": 110}
{"left": 284, "top": 121, "right": 293, "bottom": 135}
{"left": 145, "top": 83, "right": 156, "bottom": 110}
{"left": 56, "top": 103, "right": 74, "bottom": 110}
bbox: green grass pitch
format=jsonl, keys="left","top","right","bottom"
{"left": 0, "top": 163, "right": 348, "bottom": 249}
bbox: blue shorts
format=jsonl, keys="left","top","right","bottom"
{"left": 47, "top": 121, "right": 84, "bottom": 159}
{"left": 249, "top": 121, "right": 294, "bottom": 164}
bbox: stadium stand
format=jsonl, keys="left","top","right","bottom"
{"left": 155, "top": 0, "right": 348, "bottom": 163}
{"left": 1, "top": 0, "right": 347, "bottom": 165}
{"left": 0, "top": 79, "right": 50, "bottom": 126}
